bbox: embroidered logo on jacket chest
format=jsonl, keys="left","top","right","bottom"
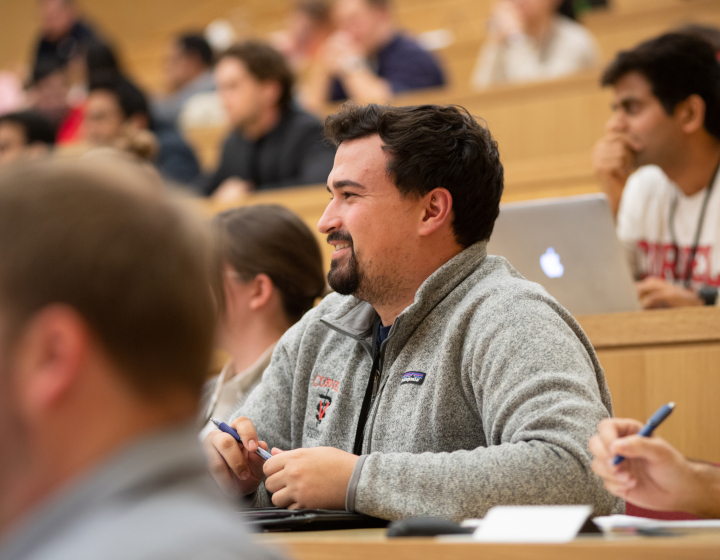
{"left": 316, "top": 393, "right": 332, "bottom": 425}
{"left": 401, "top": 371, "right": 427, "bottom": 385}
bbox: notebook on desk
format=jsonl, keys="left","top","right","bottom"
{"left": 239, "top": 507, "right": 390, "bottom": 532}
{"left": 487, "top": 194, "right": 640, "bottom": 316}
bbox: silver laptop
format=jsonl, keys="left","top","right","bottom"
{"left": 487, "top": 194, "right": 640, "bottom": 316}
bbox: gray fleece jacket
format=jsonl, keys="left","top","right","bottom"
{"left": 232, "top": 241, "right": 623, "bottom": 521}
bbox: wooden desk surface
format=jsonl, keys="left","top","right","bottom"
{"left": 577, "top": 306, "right": 720, "bottom": 350}
{"left": 256, "top": 528, "right": 720, "bottom": 560}
{"left": 576, "top": 307, "right": 720, "bottom": 463}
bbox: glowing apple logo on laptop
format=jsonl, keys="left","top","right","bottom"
{"left": 540, "top": 247, "right": 564, "bottom": 278}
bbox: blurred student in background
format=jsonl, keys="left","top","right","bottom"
{"left": 0, "top": 111, "right": 55, "bottom": 167}
{"left": 32, "top": 0, "right": 99, "bottom": 79}
{"left": 26, "top": 59, "right": 83, "bottom": 145}
{"left": 590, "top": 417, "right": 720, "bottom": 518}
{"left": 592, "top": 34, "right": 720, "bottom": 309}
{"left": 471, "top": 0, "right": 599, "bottom": 89}
{"left": 273, "top": 1, "right": 334, "bottom": 76}
{"left": 65, "top": 41, "right": 125, "bottom": 108}
{"left": 199, "top": 205, "right": 325, "bottom": 439}
{"left": 85, "top": 76, "right": 201, "bottom": 186}
{"left": 301, "top": 0, "right": 445, "bottom": 113}
{"left": 153, "top": 34, "right": 216, "bottom": 128}
{"left": 204, "top": 41, "right": 335, "bottom": 201}
{"left": 0, "top": 159, "right": 278, "bottom": 560}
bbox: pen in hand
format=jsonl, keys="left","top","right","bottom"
{"left": 211, "top": 418, "right": 273, "bottom": 461}
{"left": 612, "top": 402, "right": 675, "bottom": 466}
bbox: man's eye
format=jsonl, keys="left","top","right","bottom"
{"left": 342, "top": 192, "right": 355, "bottom": 199}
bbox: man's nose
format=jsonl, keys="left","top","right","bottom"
{"left": 317, "top": 199, "right": 342, "bottom": 234}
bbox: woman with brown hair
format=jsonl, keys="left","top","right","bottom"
{"left": 199, "top": 204, "right": 326, "bottom": 438}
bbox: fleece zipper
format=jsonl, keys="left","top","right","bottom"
{"left": 320, "top": 316, "right": 392, "bottom": 456}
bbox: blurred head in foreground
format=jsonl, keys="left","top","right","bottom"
{"left": 0, "top": 159, "right": 216, "bottom": 536}
{"left": 0, "top": 111, "right": 56, "bottom": 166}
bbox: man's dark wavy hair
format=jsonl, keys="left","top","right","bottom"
{"left": 324, "top": 103, "right": 504, "bottom": 247}
{"left": 602, "top": 33, "right": 720, "bottom": 140}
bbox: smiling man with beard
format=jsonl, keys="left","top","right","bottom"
{"left": 203, "top": 103, "right": 622, "bottom": 521}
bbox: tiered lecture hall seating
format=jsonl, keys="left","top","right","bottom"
{"left": 2, "top": 0, "right": 720, "bottom": 468}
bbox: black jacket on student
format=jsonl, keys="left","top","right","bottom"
{"left": 203, "top": 105, "right": 335, "bottom": 196}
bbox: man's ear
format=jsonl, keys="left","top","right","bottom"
{"left": 248, "top": 273, "right": 275, "bottom": 311}
{"left": 676, "top": 94, "right": 706, "bottom": 135}
{"left": 418, "top": 188, "right": 453, "bottom": 237}
{"left": 14, "top": 305, "right": 89, "bottom": 417}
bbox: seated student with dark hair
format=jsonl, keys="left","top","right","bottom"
{"left": 199, "top": 204, "right": 326, "bottom": 439}
{"left": 153, "top": 33, "right": 216, "bottom": 128}
{"left": 26, "top": 58, "right": 84, "bottom": 145}
{"left": 204, "top": 41, "right": 336, "bottom": 201}
{"left": 204, "top": 103, "right": 622, "bottom": 521}
{"left": 85, "top": 75, "right": 201, "bottom": 186}
{"left": 0, "top": 111, "right": 56, "bottom": 166}
{"left": 592, "top": 33, "right": 720, "bottom": 309}
{"left": 590, "top": 417, "right": 720, "bottom": 518}
{"left": 0, "top": 159, "right": 277, "bottom": 560}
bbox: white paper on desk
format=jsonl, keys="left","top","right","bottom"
{"left": 593, "top": 514, "right": 720, "bottom": 532}
{"left": 473, "top": 505, "right": 592, "bottom": 543}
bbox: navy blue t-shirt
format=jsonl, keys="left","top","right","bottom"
{"left": 330, "top": 34, "right": 445, "bottom": 101}
{"left": 377, "top": 323, "right": 392, "bottom": 346}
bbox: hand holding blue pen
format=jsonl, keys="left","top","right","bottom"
{"left": 612, "top": 402, "right": 675, "bottom": 465}
{"left": 211, "top": 418, "right": 273, "bottom": 461}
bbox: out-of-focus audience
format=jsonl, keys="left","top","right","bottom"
{"left": 203, "top": 41, "right": 335, "bottom": 201}
{"left": 153, "top": 34, "right": 216, "bottom": 128}
{"left": 301, "top": 0, "right": 445, "bottom": 113}
{"left": 69, "top": 42, "right": 124, "bottom": 107}
{"left": 199, "top": 205, "right": 325, "bottom": 439}
{"left": 0, "top": 72, "right": 25, "bottom": 116}
{"left": 592, "top": 34, "right": 720, "bottom": 309}
{"left": 86, "top": 76, "right": 201, "bottom": 186}
{"left": 590, "top": 417, "right": 720, "bottom": 518}
{"left": 26, "top": 59, "right": 83, "bottom": 145}
{"left": 273, "top": 1, "right": 334, "bottom": 76}
{"left": 471, "top": 0, "right": 599, "bottom": 89}
{"left": 0, "top": 111, "right": 55, "bottom": 166}
{"left": 0, "top": 159, "right": 279, "bottom": 560}
{"left": 32, "top": 0, "right": 100, "bottom": 79}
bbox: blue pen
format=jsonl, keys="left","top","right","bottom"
{"left": 211, "top": 418, "right": 273, "bottom": 461}
{"left": 612, "top": 402, "right": 675, "bottom": 465}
